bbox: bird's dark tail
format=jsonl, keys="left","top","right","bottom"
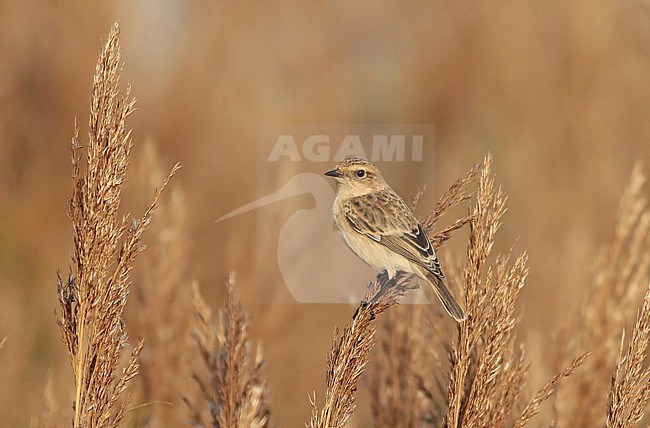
{"left": 424, "top": 271, "right": 465, "bottom": 322}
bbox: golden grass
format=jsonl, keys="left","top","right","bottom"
{"left": 446, "top": 154, "right": 526, "bottom": 426}
{"left": 126, "top": 140, "right": 192, "bottom": 427}
{"left": 34, "top": 372, "right": 63, "bottom": 427}
{"left": 23, "top": 20, "right": 650, "bottom": 428}
{"left": 553, "top": 163, "right": 650, "bottom": 426}
{"left": 607, "top": 286, "right": 650, "bottom": 427}
{"left": 185, "top": 278, "right": 270, "bottom": 428}
{"left": 55, "top": 23, "right": 178, "bottom": 427}
{"left": 365, "top": 155, "right": 592, "bottom": 427}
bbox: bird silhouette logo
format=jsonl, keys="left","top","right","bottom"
{"left": 216, "top": 172, "right": 376, "bottom": 303}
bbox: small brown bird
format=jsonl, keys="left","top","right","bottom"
{"left": 325, "top": 156, "right": 465, "bottom": 321}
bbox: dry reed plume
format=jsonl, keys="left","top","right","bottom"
{"left": 554, "top": 164, "right": 650, "bottom": 427}
{"left": 56, "top": 23, "right": 178, "bottom": 427}
{"left": 367, "top": 170, "right": 476, "bottom": 425}
{"left": 369, "top": 305, "right": 430, "bottom": 427}
{"left": 604, "top": 166, "right": 650, "bottom": 427}
{"left": 367, "top": 154, "right": 589, "bottom": 428}
{"left": 185, "top": 277, "right": 270, "bottom": 428}
{"left": 607, "top": 286, "right": 650, "bottom": 427}
{"left": 444, "top": 155, "right": 588, "bottom": 427}
{"left": 127, "top": 140, "right": 193, "bottom": 427}
{"left": 34, "top": 372, "right": 64, "bottom": 427}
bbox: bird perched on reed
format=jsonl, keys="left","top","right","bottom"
{"left": 325, "top": 156, "right": 465, "bottom": 321}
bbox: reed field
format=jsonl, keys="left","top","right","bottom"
{"left": 1, "top": 2, "right": 650, "bottom": 427}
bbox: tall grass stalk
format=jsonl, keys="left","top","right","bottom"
{"left": 56, "top": 23, "right": 178, "bottom": 427}
{"left": 370, "top": 155, "right": 588, "bottom": 427}
{"left": 128, "top": 140, "right": 191, "bottom": 427}
{"left": 607, "top": 286, "right": 650, "bottom": 427}
{"left": 554, "top": 164, "right": 650, "bottom": 426}
{"left": 185, "top": 277, "right": 270, "bottom": 428}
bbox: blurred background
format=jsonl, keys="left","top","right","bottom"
{"left": 1, "top": 1, "right": 649, "bottom": 426}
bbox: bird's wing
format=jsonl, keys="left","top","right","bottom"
{"left": 343, "top": 190, "right": 444, "bottom": 278}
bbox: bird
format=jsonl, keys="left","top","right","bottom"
{"left": 324, "top": 156, "right": 465, "bottom": 321}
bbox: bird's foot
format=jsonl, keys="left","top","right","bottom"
{"left": 353, "top": 300, "right": 375, "bottom": 321}
{"left": 370, "top": 273, "right": 396, "bottom": 304}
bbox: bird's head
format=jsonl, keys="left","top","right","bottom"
{"left": 324, "top": 156, "right": 387, "bottom": 196}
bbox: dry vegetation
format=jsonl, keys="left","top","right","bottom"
{"left": 607, "top": 286, "right": 650, "bottom": 427}
{"left": 552, "top": 163, "right": 650, "bottom": 427}
{"left": 1, "top": 4, "right": 650, "bottom": 428}
{"left": 55, "top": 24, "right": 179, "bottom": 427}
{"left": 126, "top": 140, "right": 194, "bottom": 427}
{"left": 185, "top": 278, "right": 270, "bottom": 428}
{"left": 308, "top": 155, "right": 623, "bottom": 428}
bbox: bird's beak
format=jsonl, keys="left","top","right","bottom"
{"left": 324, "top": 168, "right": 342, "bottom": 178}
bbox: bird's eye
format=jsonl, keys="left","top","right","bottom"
{"left": 356, "top": 169, "right": 366, "bottom": 178}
